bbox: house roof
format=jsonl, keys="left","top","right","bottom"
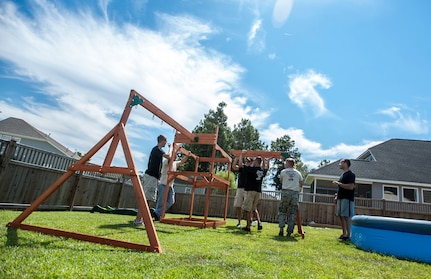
{"left": 0, "top": 117, "right": 80, "bottom": 159}
{"left": 305, "top": 139, "right": 431, "bottom": 186}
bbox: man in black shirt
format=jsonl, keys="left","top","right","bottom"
{"left": 232, "top": 157, "right": 252, "bottom": 228}
{"left": 239, "top": 150, "right": 268, "bottom": 232}
{"left": 332, "top": 159, "right": 356, "bottom": 240}
{"left": 134, "top": 135, "right": 170, "bottom": 225}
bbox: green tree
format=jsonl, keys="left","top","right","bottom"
{"left": 216, "top": 170, "right": 237, "bottom": 188}
{"left": 231, "top": 119, "right": 266, "bottom": 151}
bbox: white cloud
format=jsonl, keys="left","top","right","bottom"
{"left": 376, "top": 106, "right": 429, "bottom": 135}
{"left": 260, "top": 123, "right": 381, "bottom": 169}
{"left": 247, "top": 18, "right": 266, "bottom": 53}
{"left": 378, "top": 106, "right": 401, "bottom": 117}
{"left": 98, "top": 0, "right": 111, "bottom": 22}
{"left": 288, "top": 70, "right": 331, "bottom": 117}
{"left": 0, "top": 1, "right": 256, "bottom": 168}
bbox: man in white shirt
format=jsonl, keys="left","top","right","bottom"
{"left": 278, "top": 158, "right": 303, "bottom": 237}
{"left": 152, "top": 146, "right": 190, "bottom": 221}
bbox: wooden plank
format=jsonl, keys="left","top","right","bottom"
{"left": 7, "top": 223, "right": 160, "bottom": 252}
{"left": 229, "top": 150, "right": 286, "bottom": 159}
{"left": 69, "top": 165, "right": 135, "bottom": 175}
{"left": 198, "top": 157, "right": 231, "bottom": 163}
{"left": 133, "top": 90, "right": 194, "bottom": 142}
{"left": 160, "top": 217, "right": 226, "bottom": 228}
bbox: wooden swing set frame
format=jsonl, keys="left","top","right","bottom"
{"left": 6, "top": 89, "right": 233, "bottom": 253}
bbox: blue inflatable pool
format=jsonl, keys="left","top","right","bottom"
{"left": 351, "top": 215, "right": 431, "bottom": 264}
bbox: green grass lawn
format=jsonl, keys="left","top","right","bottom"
{"left": 1, "top": 210, "right": 430, "bottom": 278}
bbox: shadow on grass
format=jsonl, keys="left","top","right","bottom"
{"left": 6, "top": 227, "right": 18, "bottom": 246}
{"left": 98, "top": 222, "right": 138, "bottom": 230}
{"left": 6, "top": 227, "right": 67, "bottom": 248}
{"left": 272, "top": 235, "right": 299, "bottom": 242}
{"left": 99, "top": 220, "right": 202, "bottom": 235}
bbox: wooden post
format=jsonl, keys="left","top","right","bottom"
{"left": 0, "top": 140, "right": 17, "bottom": 188}
{"left": 112, "top": 175, "right": 126, "bottom": 208}
{"left": 67, "top": 171, "right": 83, "bottom": 211}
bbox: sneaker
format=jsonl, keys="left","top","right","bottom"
{"left": 278, "top": 231, "right": 284, "bottom": 236}
{"left": 286, "top": 233, "right": 292, "bottom": 237}
{"left": 339, "top": 234, "right": 351, "bottom": 240}
{"left": 242, "top": 227, "right": 251, "bottom": 232}
{"left": 236, "top": 223, "right": 242, "bottom": 228}
{"left": 150, "top": 208, "right": 160, "bottom": 221}
{"left": 257, "top": 223, "right": 263, "bottom": 230}
{"left": 133, "top": 219, "right": 144, "bottom": 226}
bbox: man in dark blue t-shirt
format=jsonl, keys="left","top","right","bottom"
{"left": 332, "top": 159, "right": 356, "bottom": 240}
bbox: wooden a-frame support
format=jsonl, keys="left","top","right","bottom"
{"left": 7, "top": 90, "right": 165, "bottom": 252}
{"left": 7, "top": 89, "right": 233, "bottom": 252}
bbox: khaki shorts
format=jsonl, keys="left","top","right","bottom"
{"left": 142, "top": 174, "right": 158, "bottom": 202}
{"left": 242, "top": 191, "right": 261, "bottom": 212}
{"left": 233, "top": 188, "right": 246, "bottom": 208}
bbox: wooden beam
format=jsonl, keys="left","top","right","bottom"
{"left": 132, "top": 90, "right": 195, "bottom": 141}
{"left": 7, "top": 223, "right": 161, "bottom": 252}
{"left": 229, "top": 149, "right": 287, "bottom": 159}
{"left": 69, "top": 165, "right": 135, "bottom": 175}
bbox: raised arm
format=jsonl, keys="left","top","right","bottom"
{"left": 238, "top": 150, "right": 246, "bottom": 168}
{"left": 177, "top": 151, "right": 190, "bottom": 166}
{"left": 232, "top": 157, "right": 239, "bottom": 171}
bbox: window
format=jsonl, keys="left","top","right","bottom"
{"left": 383, "top": 185, "right": 398, "bottom": 201}
{"left": 402, "top": 187, "right": 418, "bottom": 203}
{"left": 423, "top": 189, "right": 431, "bottom": 204}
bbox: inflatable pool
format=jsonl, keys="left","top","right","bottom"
{"left": 351, "top": 215, "right": 431, "bottom": 264}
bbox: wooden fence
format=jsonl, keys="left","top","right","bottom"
{"left": 1, "top": 139, "right": 431, "bottom": 226}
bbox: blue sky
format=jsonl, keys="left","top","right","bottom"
{"left": 1, "top": 0, "right": 430, "bottom": 171}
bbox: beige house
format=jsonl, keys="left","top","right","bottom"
{"left": 305, "top": 139, "right": 431, "bottom": 204}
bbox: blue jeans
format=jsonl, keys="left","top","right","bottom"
{"left": 155, "top": 184, "right": 175, "bottom": 217}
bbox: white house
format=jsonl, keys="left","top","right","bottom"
{"left": 305, "top": 139, "right": 431, "bottom": 204}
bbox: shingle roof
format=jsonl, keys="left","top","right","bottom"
{"left": 306, "top": 139, "right": 431, "bottom": 185}
{"left": 0, "top": 117, "right": 79, "bottom": 159}
{"left": 0, "top": 117, "right": 46, "bottom": 139}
